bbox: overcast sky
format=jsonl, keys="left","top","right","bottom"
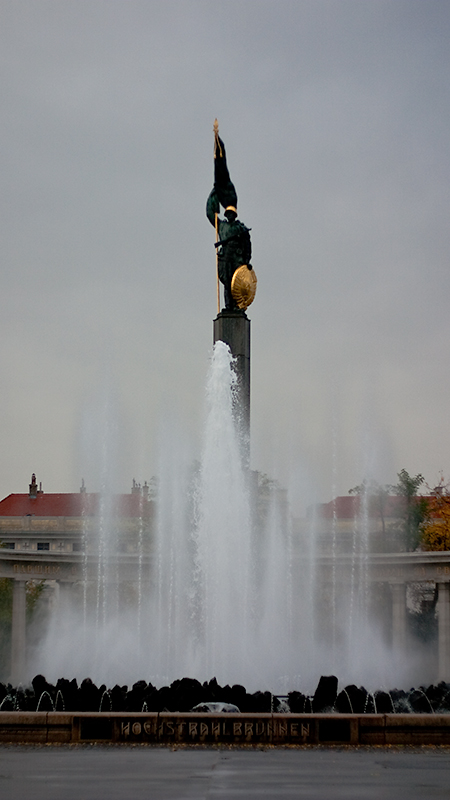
{"left": 1, "top": 0, "right": 449, "bottom": 512}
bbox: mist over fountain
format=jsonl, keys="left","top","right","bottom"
{"left": 32, "top": 342, "right": 296, "bottom": 691}
{"left": 26, "top": 337, "right": 438, "bottom": 696}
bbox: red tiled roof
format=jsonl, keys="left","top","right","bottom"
{"left": 0, "top": 493, "right": 153, "bottom": 519}
{"left": 314, "top": 495, "right": 411, "bottom": 519}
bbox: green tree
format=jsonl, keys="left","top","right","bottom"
{"left": 390, "top": 469, "right": 429, "bottom": 551}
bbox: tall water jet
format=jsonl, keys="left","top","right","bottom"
{"left": 150, "top": 340, "right": 292, "bottom": 690}
{"left": 193, "top": 340, "right": 253, "bottom": 678}
{"left": 149, "top": 341, "right": 249, "bottom": 683}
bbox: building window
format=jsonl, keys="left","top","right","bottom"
{"left": 72, "top": 542, "right": 82, "bottom": 552}
{"left": 2, "top": 542, "right": 15, "bottom": 550}
{"left": 37, "top": 542, "right": 50, "bottom": 551}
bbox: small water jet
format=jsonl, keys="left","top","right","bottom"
{"left": 36, "top": 691, "right": 53, "bottom": 712}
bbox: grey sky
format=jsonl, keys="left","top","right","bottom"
{"left": 1, "top": 1, "right": 449, "bottom": 512}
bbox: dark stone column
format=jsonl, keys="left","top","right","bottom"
{"left": 213, "top": 310, "right": 250, "bottom": 463}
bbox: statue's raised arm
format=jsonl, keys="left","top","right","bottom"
{"left": 206, "top": 120, "right": 256, "bottom": 312}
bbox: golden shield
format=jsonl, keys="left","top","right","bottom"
{"left": 231, "top": 265, "right": 257, "bottom": 310}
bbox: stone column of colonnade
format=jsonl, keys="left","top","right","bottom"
{"left": 10, "top": 579, "right": 74, "bottom": 685}
{"left": 391, "top": 580, "right": 450, "bottom": 682}
{"left": 57, "top": 581, "right": 73, "bottom": 607}
{"left": 390, "top": 582, "right": 407, "bottom": 653}
{"left": 11, "top": 579, "right": 27, "bottom": 685}
{"left": 437, "top": 582, "right": 450, "bottom": 682}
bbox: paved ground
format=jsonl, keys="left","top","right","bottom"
{"left": 1, "top": 745, "right": 450, "bottom": 799}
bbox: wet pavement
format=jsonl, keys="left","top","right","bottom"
{"left": 1, "top": 745, "right": 450, "bottom": 799}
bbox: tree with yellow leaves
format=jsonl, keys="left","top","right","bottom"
{"left": 421, "top": 478, "right": 450, "bottom": 551}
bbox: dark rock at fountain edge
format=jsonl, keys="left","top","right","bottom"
{"left": 32, "top": 674, "right": 54, "bottom": 702}
{"left": 109, "top": 684, "right": 127, "bottom": 711}
{"left": 56, "top": 678, "right": 78, "bottom": 711}
{"left": 287, "top": 691, "right": 307, "bottom": 713}
{"left": 335, "top": 685, "right": 368, "bottom": 714}
{"left": 373, "top": 691, "right": 395, "bottom": 713}
{"left": 3, "top": 674, "right": 450, "bottom": 714}
{"left": 78, "top": 678, "right": 102, "bottom": 712}
{"left": 312, "top": 675, "right": 338, "bottom": 713}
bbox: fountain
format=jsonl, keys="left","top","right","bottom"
{"left": 22, "top": 329, "right": 443, "bottom": 698}
{"left": 2, "top": 122, "right": 449, "bottom": 705}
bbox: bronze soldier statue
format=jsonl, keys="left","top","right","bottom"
{"left": 206, "top": 122, "right": 253, "bottom": 312}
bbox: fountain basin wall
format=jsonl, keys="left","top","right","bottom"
{"left": 1, "top": 711, "right": 450, "bottom": 746}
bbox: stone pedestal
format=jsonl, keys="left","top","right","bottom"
{"left": 437, "top": 582, "right": 450, "bottom": 682}
{"left": 213, "top": 310, "right": 250, "bottom": 462}
{"left": 11, "top": 580, "right": 27, "bottom": 684}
